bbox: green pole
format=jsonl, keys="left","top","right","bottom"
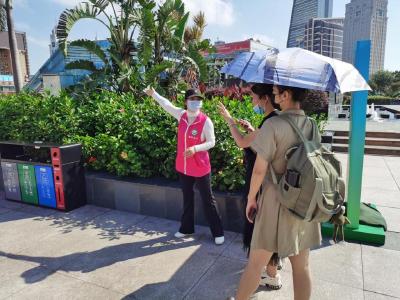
{"left": 347, "top": 40, "right": 371, "bottom": 229}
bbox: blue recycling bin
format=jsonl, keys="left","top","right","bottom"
{"left": 34, "top": 166, "right": 56, "bottom": 208}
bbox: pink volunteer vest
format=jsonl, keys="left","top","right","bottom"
{"left": 176, "top": 112, "right": 211, "bottom": 177}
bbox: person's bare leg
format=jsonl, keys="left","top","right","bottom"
{"left": 236, "top": 249, "right": 273, "bottom": 300}
{"left": 288, "top": 249, "right": 312, "bottom": 300}
{"left": 266, "top": 263, "right": 278, "bottom": 277}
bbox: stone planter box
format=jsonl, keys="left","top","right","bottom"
{"left": 0, "top": 164, "right": 246, "bottom": 232}
{"left": 85, "top": 172, "right": 245, "bottom": 233}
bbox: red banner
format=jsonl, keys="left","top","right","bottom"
{"left": 215, "top": 40, "right": 251, "bottom": 55}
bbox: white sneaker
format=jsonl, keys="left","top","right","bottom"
{"left": 174, "top": 231, "right": 191, "bottom": 238}
{"left": 260, "top": 273, "right": 282, "bottom": 290}
{"left": 215, "top": 236, "right": 225, "bottom": 245}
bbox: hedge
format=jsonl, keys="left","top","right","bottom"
{"left": 0, "top": 91, "right": 326, "bottom": 191}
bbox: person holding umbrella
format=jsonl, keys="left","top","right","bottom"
{"left": 144, "top": 87, "right": 225, "bottom": 245}
{"left": 222, "top": 47, "right": 371, "bottom": 300}
{"left": 234, "top": 85, "right": 321, "bottom": 300}
{"left": 218, "top": 83, "right": 282, "bottom": 290}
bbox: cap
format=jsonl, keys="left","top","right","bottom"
{"left": 185, "top": 89, "right": 204, "bottom": 100}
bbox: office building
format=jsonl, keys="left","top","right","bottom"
{"left": 303, "top": 17, "right": 344, "bottom": 59}
{"left": 0, "top": 31, "right": 30, "bottom": 94}
{"left": 287, "top": 0, "right": 333, "bottom": 48}
{"left": 342, "top": 0, "right": 388, "bottom": 76}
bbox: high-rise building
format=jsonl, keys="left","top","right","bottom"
{"left": 49, "top": 27, "right": 58, "bottom": 55}
{"left": 0, "top": 8, "right": 7, "bottom": 31}
{"left": 0, "top": 31, "right": 30, "bottom": 94}
{"left": 342, "top": 0, "right": 388, "bottom": 76}
{"left": 303, "top": 18, "right": 344, "bottom": 59}
{"left": 287, "top": 0, "right": 333, "bottom": 48}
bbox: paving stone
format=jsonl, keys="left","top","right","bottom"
{"left": 310, "top": 278, "right": 364, "bottom": 300}
{"left": 0, "top": 211, "right": 57, "bottom": 253}
{"left": 0, "top": 206, "right": 11, "bottom": 215}
{"left": 364, "top": 291, "right": 400, "bottom": 300}
{"left": 362, "top": 176, "right": 399, "bottom": 191}
{"left": 382, "top": 231, "right": 400, "bottom": 252}
{"left": 114, "top": 242, "right": 220, "bottom": 298}
{"left": 376, "top": 206, "right": 400, "bottom": 232}
{"left": 220, "top": 234, "right": 248, "bottom": 262}
{"left": 362, "top": 245, "right": 400, "bottom": 298}
{"left": 9, "top": 272, "right": 124, "bottom": 300}
{"left": 0, "top": 198, "right": 23, "bottom": 210}
{"left": 361, "top": 188, "right": 400, "bottom": 209}
{"left": 0, "top": 258, "right": 54, "bottom": 299}
{"left": 309, "top": 242, "right": 363, "bottom": 289}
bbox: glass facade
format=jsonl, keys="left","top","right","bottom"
{"left": 303, "top": 18, "right": 344, "bottom": 59}
{"left": 287, "top": 0, "right": 333, "bottom": 48}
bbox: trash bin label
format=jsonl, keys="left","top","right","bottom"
{"left": 35, "top": 166, "right": 56, "bottom": 208}
{"left": 1, "top": 162, "right": 21, "bottom": 201}
{"left": 17, "top": 164, "right": 38, "bottom": 205}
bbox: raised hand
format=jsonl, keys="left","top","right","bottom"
{"left": 217, "top": 102, "right": 234, "bottom": 124}
{"left": 143, "top": 86, "right": 155, "bottom": 97}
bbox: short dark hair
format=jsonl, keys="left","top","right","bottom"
{"left": 251, "top": 83, "right": 273, "bottom": 99}
{"left": 276, "top": 85, "right": 308, "bottom": 103}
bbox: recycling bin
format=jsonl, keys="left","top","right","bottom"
{"left": 0, "top": 141, "right": 86, "bottom": 211}
{"left": 35, "top": 165, "right": 57, "bottom": 208}
{"left": 1, "top": 161, "right": 21, "bottom": 201}
{"left": 17, "top": 163, "right": 39, "bottom": 205}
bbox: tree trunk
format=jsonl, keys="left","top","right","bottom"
{"left": 6, "top": 0, "right": 23, "bottom": 93}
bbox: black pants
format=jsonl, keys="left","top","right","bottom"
{"left": 178, "top": 172, "right": 224, "bottom": 237}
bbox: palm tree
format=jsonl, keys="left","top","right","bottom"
{"left": 1, "top": 0, "right": 22, "bottom": 93}
{"left": 182, "top": 11, "right": 214, "bottom": 84}
{"left": 56, "top": 0, "right": 144, "bottom": 92}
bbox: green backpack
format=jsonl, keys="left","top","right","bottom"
{"left": 270, "top": 115, "right": 346, "bottom": 224}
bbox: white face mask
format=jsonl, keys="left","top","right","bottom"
{"left": 187, "top": 100, "right": 203, "bottom": 112}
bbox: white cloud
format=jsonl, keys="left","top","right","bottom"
{"left": 49, "top": 0, "right": 81, "bottom": 7}
{"left": 241, "top": 33, "right": 275, "bottom": 46}
{"left": 182, "top": 0, "right": 235, "bottom": 27}
{"left": 28, "top": 36, "right": 49, "bottom": 49}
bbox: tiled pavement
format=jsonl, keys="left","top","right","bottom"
{"left": 0, "top": 154, "right": 399, "bottom": 300}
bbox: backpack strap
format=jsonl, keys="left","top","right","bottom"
{"left": 269, "top": 114, "right": 320, "bottom": 185}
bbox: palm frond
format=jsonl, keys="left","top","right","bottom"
{"left": 86, "top": 0, "right": 110, "bottom": 12}
{"left": 57, "top": 2, "right": 105, "bottom": 55}
{"left": 174, "top": 12, "right": 189, "bottom": 44}
{"left": 65, "top": 60, "right": 100, "bottom": 72}
{"left": 70, "top": 39, "right": 109, "bottom": 65}
{"left": 145, "top": 61, "right": 174, "bottom": 85}
{"left": 187, "top": 44, "right": 207, "bottom": 82}
{"left": 138, "top": 7, "right": 155, "bottom": 66}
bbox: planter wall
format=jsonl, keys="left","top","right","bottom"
{"left": 0, "top": 164, "right": 246, "bottom": 232}
{"left": 85, "top": 172, "right": 245, "bottom": 233}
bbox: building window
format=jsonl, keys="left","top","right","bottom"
{"left": 356, "top": 10, "right": 361, "bottom": 17}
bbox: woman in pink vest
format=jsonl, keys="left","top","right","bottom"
{"left": 144, "top": 87, "right": 225, "bottom": 245}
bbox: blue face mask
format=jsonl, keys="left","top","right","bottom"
{"left": 253, "top": 105, "right": 264, "bottom": 115}
{"left": 187, "top": 100, "right": 203, "bottom": 112}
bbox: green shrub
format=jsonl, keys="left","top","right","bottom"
{"left": 0, "top": 91, "right": 323, "bottom": 191}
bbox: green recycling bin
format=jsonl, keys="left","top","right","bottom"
{"left": 17, "top": 163, "right": 38, "bottom": 205}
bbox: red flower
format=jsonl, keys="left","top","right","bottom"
{"left": 88, "top": 156, "right": 97, "bottom": 163}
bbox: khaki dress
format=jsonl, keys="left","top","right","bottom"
{"left": 250, "top": 109, "right": 321, "bottom": 258}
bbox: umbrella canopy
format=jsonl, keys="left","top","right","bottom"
{"left": 221, "top": 47, "right": 371, "bottom": 93}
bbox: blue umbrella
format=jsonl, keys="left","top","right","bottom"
{"left": 221, "top": 47, "right": 371, "bottom": 93}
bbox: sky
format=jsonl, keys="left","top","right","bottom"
{"left": 11, "top": 0, "right": 400, "bottom": 75}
